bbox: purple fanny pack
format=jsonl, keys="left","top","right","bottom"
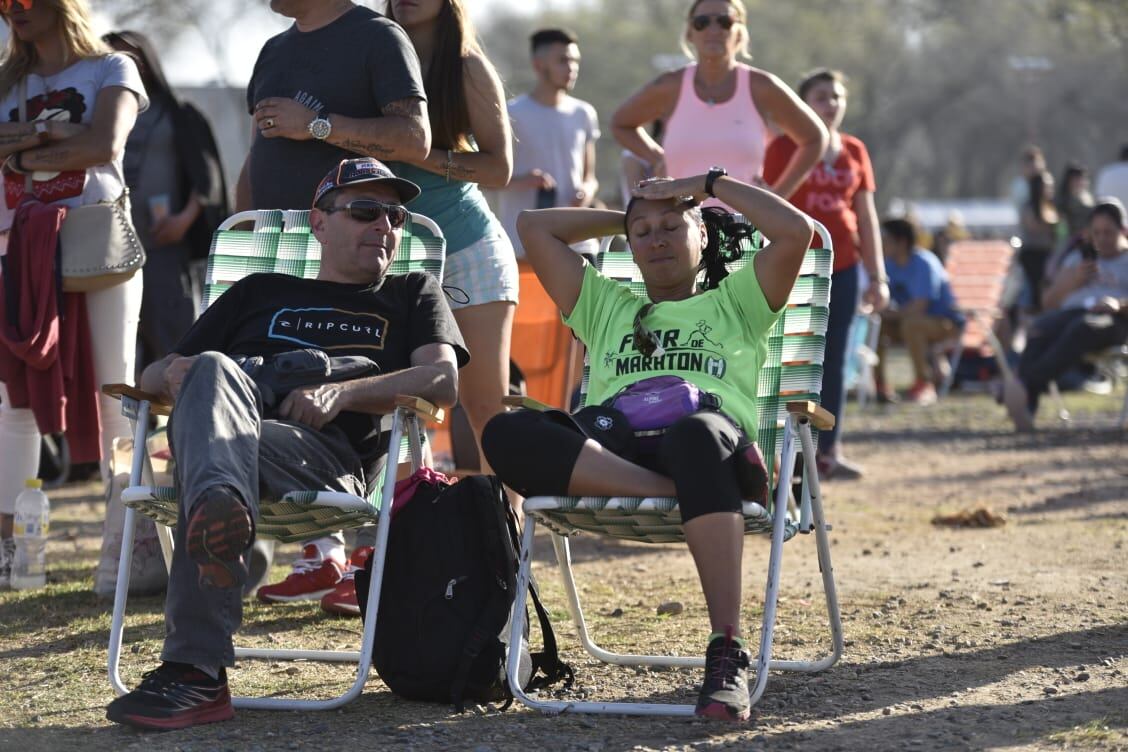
{"left": 607, "top": 375, "right": 723, "bottom": 452}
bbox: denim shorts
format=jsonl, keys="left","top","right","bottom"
{"left": 442, "top": 231, "right": 520, "bottom": 310}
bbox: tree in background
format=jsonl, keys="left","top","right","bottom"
{"left": 479, "top": 0, "right": 1127, "bottom": 208}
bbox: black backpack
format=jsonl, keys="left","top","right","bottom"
{"left": 356, "top": 473, "right": 573, "bottom": 711}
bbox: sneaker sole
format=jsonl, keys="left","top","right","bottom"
{"left": 186, "top": 492, "right": 252, "bottom": 590}
{"left": 108, "top": 699, "right": 234, "bottom": 730}
{"left": 257, "top": 588, "right": 337, "bottom": 603}
{"left": 695, "top": 701, "right": 751, "bottom": 722}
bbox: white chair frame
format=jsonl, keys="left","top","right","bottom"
{"left": 502, "top": 222, "right": 844, "bottom": 716}
{"left": 106, "top": 210, "right": 445, "bottom": 710}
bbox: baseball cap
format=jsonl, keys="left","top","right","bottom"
{"left": 312, "top": 157, "right": 421, "bottom": 207}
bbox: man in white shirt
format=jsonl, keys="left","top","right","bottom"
{"left": 500, "top": 28, "right": 600, "bottom": 256}
{"left": 1094, "top": 144, "right": 1128, "bottom": 210}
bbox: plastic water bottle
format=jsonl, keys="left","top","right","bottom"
{"left": 11, "top": 478, "right": 49, "bottom": 590}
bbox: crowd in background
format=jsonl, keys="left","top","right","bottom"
{"left": 1, "top": 0, "right": 1125, "bottom": 606}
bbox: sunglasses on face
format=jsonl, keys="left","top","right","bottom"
{"left": 322, "top": 200, "right": 408, "bottom": 228}
{"left": 691, "top": 13, "right": 735, "bottom": 31}
{"left": 0, "top": 0, "right": 34, "bottom": 13}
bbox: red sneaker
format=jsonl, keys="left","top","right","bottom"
{"left": 256, "top": 544, "right": 345, "bottom": 603}
{"left": 320, "top": 546, "right": 374, "bottom": 616}
{"left": 905, "top": 380, "right": 938, "bottom": 405}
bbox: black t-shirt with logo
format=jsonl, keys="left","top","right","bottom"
{"left": 174, "top": 272, "right": 468, "bottom": 480}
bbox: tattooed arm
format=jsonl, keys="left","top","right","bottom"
{"left": 252, "top": 95, "right": 431, "bottom": 163}
{"left": 399, "top": 53, "right": 512, "bottom": 188}
{"left": 14, "top": 86, "right": 137, "bottom": 172}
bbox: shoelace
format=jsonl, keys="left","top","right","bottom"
{"left": 287, "top": 554, "right": 341, "bottom": 576}
{"left": 708, "top": 628, "right": 742, "bottom": 687}
{"left": 138, "top": 665, "right": 194, "bottom": 693}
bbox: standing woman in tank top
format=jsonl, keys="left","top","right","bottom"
{"left": 385, "top": 0, "right": 518, "bottom": 473}
{"left": 611, "top": 0, "right": 826, "bottom": 206}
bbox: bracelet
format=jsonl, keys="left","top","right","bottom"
{"left": 443, "top": 149, "right": 454, "bottom": 182}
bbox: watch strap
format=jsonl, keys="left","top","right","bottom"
{"left": 704, "top": 166, "right": 727, "bottom": 197}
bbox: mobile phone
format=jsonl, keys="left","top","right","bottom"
{"left": 535, "top": 186, "right": 556, "bottom": 210}
{"left": 1079, "top": 242, "right": 1097, "bottom": 262}
{"left": 148, "top": 194, "right": 171, "bottom": 222}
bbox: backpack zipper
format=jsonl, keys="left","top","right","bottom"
{"left": 445, "top": 575, "right": 469, "bottom": 599}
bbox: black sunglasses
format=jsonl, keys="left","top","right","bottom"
{"left": 691, "top": 13, "right": 735, "bottom": 31}
{"left": 322, "top": 200, "right": 408, "bottom": 228}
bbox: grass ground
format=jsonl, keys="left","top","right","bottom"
{"left": 0, "top": 382, "right": 1125, "bottom": 751}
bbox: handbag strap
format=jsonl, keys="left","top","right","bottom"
{"left": 17, "top": 78, "right": 31, "bottom": 195}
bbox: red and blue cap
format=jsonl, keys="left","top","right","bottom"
{"left": 312, "top": 157, "right": 421, "bottom": 207}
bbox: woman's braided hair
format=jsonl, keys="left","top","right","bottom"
{"left": 697, "top": 205, "right": 756, "bottom": 290}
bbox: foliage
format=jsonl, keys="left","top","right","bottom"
{"left": 479, "top": 0, "right": 1128, "bottom": 208}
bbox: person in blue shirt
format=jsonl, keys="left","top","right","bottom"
{"left": 876, "top": 218, "right": 964, "bottom": 404}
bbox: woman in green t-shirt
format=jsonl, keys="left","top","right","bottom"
{"left": 482, "top": 171, "right": 814, "bottom": 722}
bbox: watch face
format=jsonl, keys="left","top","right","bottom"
{"left": 309, "top": 117, "right": 331, "bottom": 140}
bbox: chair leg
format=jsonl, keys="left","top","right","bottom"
{"left": 108, "top": 403, "right": 151, "bottom": 697}
{"left": 230, "top": 411, "right": 413, "bottom": 710}
{"left": 553, "top": 524, "right": 704, "bottom": 669}
{"left": 747, "top": 415, "right": 799, "bottom": 706}
{"left": 506, "top": 503, "right": 698, "bottom": 717}
{"left": 1048, "top": 381, "right": 1071, "bottom": 422}
{"left": 1120, "top": 388, "right": 1128, "bottom": 430}
{"left": 772, "top": 420, "right": 844, "bottom": 674}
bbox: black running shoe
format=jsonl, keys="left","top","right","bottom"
{"left": 186, "top": 487, "right": 253, "bottom": 590}
{"left": 695, "top": 628, "right": 752, "bottom": 722}
{"left": 106, "top": 662, "right": 234, "bottom": 730}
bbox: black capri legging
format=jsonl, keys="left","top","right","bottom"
{"left": 482, "top": 408, "right": 758, "bottom": 523}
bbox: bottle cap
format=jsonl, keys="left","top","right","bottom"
{"left": 24, "top": 478, "right": 43, "bottom": 489}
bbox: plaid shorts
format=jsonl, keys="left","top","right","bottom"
{"left": 442, "top": 230, "right": 519, "bottom": 309}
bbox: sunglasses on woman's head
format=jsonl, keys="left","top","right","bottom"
{"left": 322, "top": 200, "right": 408, "bottom": 228}
{"left": 0, "top": 0, "right": 34, "bottom": 13}
{"left": 691, "top": 13, "right": 735, "bottom": 31}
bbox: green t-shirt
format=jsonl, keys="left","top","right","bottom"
{"left": 564, "top": 261, "right": 782, "bottom": 441}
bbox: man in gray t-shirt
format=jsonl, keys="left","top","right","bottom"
{"left": 237, "top": 1, "right": 430, "bottom": 211}
{"left": 499, "top": 29, "right": 600, "bottom": 256}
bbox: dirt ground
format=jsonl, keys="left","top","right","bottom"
{"left": 0, "top": 386, "right": 1126, "bottom": 751}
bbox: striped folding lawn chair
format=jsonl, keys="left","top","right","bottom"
{"left": 501, "top": 221, "right": 843, "bottom": 716}
{"left": 102, "top": 209, "right": 445, "bottom": 711}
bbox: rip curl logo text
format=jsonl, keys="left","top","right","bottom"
{"left": 268, "top": 308, "right": 389, "bottom": 351}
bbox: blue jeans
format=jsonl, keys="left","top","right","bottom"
{"left": 818, "top": 264, "right": 861, "bottom": 454}
{"left": 161, "top": 352, "right": 365, "bottom": 667}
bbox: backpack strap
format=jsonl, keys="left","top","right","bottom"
{"left": 502, "top": 487, "right": 574, "bottom": 694}
{"left": 525, "top": 571, "right": 575, "bottom": 692}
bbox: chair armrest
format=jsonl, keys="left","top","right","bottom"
{"left": 102, "top": 383, "right": 172, "bottom": 416}
{"left": 786, "top": 400, "right": 835, "bottom": 431}
{"left": 501, "top": 395, "right": 554, "bottom": 412}
{"left": 394, "top": 395, "right": 444, "bottom": 425}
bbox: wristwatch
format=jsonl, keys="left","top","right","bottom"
{"left": 308, "top": 115, "right": 332, "bottom": 141}
{"left": 704, "top": 166, "right": 727, "bottom": 197}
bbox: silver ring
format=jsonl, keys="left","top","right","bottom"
{"left": 264, "top": 118, "right": 275, "bottom": 129}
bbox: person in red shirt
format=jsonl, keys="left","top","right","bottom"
{"left": 764, "top": 68, "right": 888, "bottom": 480}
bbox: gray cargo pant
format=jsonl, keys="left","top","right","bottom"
{"left": 161, "top": 352, "right": 365, "bottom": 667}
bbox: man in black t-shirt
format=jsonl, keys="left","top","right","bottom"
{"left": 107, "top": 158, "right": 468, "bottom": 730}
{"left": 237, "top": 0, "right": 430, "bottom": 211}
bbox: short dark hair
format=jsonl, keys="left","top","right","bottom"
{"left": 1090, "top": 201, "right": 1126, "bottom": 230}
{"left": 797, "top": 68, "right": 847, "bottom": 102}
{"left": 530, "top": 28, "right": 578, "bottom": 54}
{"left": 882, "top": 218, "right": 917, "bottom": 248}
